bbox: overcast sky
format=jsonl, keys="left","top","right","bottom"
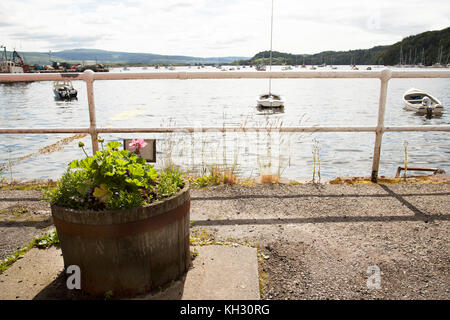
{"left": 1, "top": 0, "right": 449, "bottom": 57}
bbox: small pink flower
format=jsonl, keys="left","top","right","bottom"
{"left": 129, "top": 139, "right": 147, "bottom": 151}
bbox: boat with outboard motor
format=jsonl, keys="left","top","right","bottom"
{"left": 403, "top": 88, "right": 443, "bottom": 117}
{"left": 53, "top": 80, "right": 78, "bottom": 100}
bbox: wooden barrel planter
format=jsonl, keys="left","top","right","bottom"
{"left": 51, "top": 182, "right": 190, "bottom": 298}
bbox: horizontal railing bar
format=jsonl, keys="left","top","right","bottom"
{"left": 93, "top": 71, "right": 386, "bottom": 80}
{"left": 1, "top": 125, "right": 449, "bottom": 134}
{"left": 96, "top": 127, "right": 380, "bottom": 133}
{"left": 384, "top": 126, "right": 450, "bottom": 132}
{"left": 0, "top": 128, "right": 91, "bottom": 134}
{"left": 1, "top": 69, "right": 450, "bottom": 82}
{"left": 0, "top": 72, "right": 88, "bottom": 82}
{"left": 390, "top": 70, "right": 450, "bottom": 78}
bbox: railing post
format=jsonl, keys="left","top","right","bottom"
{"left": 84, "top": 70, "right": 99, "bottom": 154}
{"left": 371, "top": 68, "right": 392, "bottom": 182}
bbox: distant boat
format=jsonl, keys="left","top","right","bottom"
{"left": 257, "top": 93, "right": 284, "bottom": 108}
{"left": 403, "top": 88, "right": 443, "bottom": 116}
{"left": 256, "top": 0, "right": 284, "bottom": 109}
{"left": 432, "top": 46, "right": 445, "bottom": 68}
{"left": 0, "top": 46, "right": 26, "bottom": 73}
{"left": 255, "top": 64, "right": 266, "bottom": 71}
{"left": 53, "top": 80, "right": 77, "bottom": 100}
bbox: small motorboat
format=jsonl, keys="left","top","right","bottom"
{"left": 53, "top": 81, "right": 77, "bottom": 100}
{"left": 403, "top": 88, "right": 444, "bottom": 116}
{"left": 257, "top": 93, "right": 284, "bottom": 108}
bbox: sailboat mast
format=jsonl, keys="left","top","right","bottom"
{"left": 399, "top": 45, "right": 403, "bottom": 65}
{"left": 269, "top": 0, "right": 274, "bottom": 94}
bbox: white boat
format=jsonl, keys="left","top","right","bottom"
{"left": 257, "top": 0, "right": 284, "bottom": 109}
{"left": 255, "top": 64, "right": 266, "bottom": 71}
{"left": 403, "top": 88, "right": 443, "bottom": 116}
{"left": 53, "top": 81, "right": 77, "bottom": 100}
{"left": 1, "top": 46, "right": 24, "bottom": 73}
{"left": 257, "top": 93, "right": 284, "bottom": 108}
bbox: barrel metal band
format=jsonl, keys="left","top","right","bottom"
{"left": 53, "top": 200, "right": 190, "bottom": 239}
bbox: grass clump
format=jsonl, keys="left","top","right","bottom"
{"left": 187, "top": 165, "right": 239, "bottom": 188}
{"left": 0, "top": 229, "right": 60, "bottom": 275}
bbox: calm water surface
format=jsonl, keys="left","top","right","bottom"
{"left": 1, "top": 65, "right": 449, "bottom": 181}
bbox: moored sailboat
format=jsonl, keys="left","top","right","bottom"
{"left": 257, "top": 0, "right": 284, "bottom": 109}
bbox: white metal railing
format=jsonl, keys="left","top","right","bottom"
{"left": 1, "top": 68, "right": 449, "bottom": 182}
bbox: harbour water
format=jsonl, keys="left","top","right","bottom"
{"left": 0, "top": 65, "right": 449, "bottom": 181}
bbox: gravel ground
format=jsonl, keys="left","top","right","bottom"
{"left": 1, "top": 181, "right": 449, "bottom": 300}
{"left": 0, "top": 189, "right": 52, "bottom": 261}
{"left": 189, "top": 182, "right": 449, "bottom": 300}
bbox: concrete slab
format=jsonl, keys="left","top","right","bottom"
{"left": 141, "top": 245, "right": 260, "bottom": 300}
{"left": 0, "top": 247, "right": 64, "bottom": 300}
{"left": 0, "top": 245, "right": 260, "bottom": 300}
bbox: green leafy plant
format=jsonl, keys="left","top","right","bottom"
{"left": 104, "top": 290, "right": 114, "bottom": 300}
{"left": 34, "top": 229, "right": 60, "bottom": 249}
{"left": 46, "top": 140, "right": 184, "bottom": 210}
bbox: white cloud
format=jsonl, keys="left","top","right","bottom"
{"left": 1, "top": 0, "right": 449, "bottom": 56}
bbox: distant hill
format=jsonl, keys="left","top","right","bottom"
{"left": 239, "top": 27, "right": 450, "bottom": 66}
{"left": 11, "top": 48, "right": 249, "bottom": 66}
{"left": 7, "top": 27, "right": 449, "bottom": 66}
